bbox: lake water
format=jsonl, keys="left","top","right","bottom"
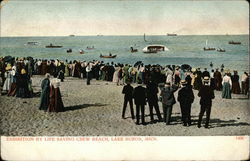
{"left": 0, "top": 35, "right": 249, "bottom": 73}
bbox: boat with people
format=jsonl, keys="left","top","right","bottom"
{"left": 79, "top": 49, "right": 84, "bottom": 54}
{"left": 142, "top": 45, "right": 169, "bottom": 53}
{"left": 66, "top": 49, "right": 72, "bottom": 53}
{"left": 86, "top": 46, "right": 95, "bottom": 50}
{"left": 26, "top": 42, "right": 39, "bottom": 45}
{"left": 100, "top": 53, "right": 116, "bottom": 58}
{"left": 204, "top": 47, "right": 216, "bottom": 51}
{"left": 217, "top": 48, "right": 226, "bottom": 52}
{"left": 203, "top": 40, "right": 215, "bottom": 51}
{"left": 228, "top": 41, "right": 241, "bottom": 45}
{"left": 130, "top": 47, "right": 138, "bottom": 53}
{"left": 167, "top": 33, "right": 177, "bottom": 36}
{"left": 45, "top": 44, "right": 63, "bottom": 48}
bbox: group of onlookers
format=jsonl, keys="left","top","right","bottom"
{"left": 122, "top": 76, "right": 214, "bottom": 128}
{"left": 0, "top": 57, "right": 249, "bottom": 124}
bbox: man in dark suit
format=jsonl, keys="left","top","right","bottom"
{"left": 146, "top": 80, "right": 162, "bottom": 122}
{"left": 160, "top": 82, "right": 178, "bottom": 125}
{"left": 122, "top": 80, "right": 135, "bottom": 119}
{"left": 198, "top": 76, "right": 215, "bottom": 129}
{"left": 202, "top": 68, "right": 210, "bottom": 78}
{"left": 133, "top": 79, "right": 147, "bottom": 125}
{"left": 177, "top": 80, "right": 194, "bottom": 126}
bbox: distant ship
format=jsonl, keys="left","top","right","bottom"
{"left": 167, "top": 33, "right": 177, "bottom": 36}
{"left": 229, "top": 41, "right": 241, "bottom": 45}
{"left": 69, "top": 35, "right": 75, "bottom": 37}
{"left": 45, "top": 44, "right": 63, "bottom": 48}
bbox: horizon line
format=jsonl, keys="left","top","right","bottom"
{"left": 1, "top": 34, "right": 249, "bottom": 38}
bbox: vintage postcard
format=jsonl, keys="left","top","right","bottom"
{"left": 0, "top": 0, "right": 249, "bottom": 160}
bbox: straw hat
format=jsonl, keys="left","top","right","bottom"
{"left": 5, "top": 64, "right": 12, "bottom": 71}
{"left": 191, "top": 68, "right": 196, "bottom": 72}
{"left": 21, "top": 69, "right": 26, "bottom": 74}
{"left": 203, "top": 76, "right": 210, "bottom": 82}
{"left": 224, "top": 69, "right": 230, "bottom": 74}
{"left": 180, "top": 80, "right": 187, "bottom": 85}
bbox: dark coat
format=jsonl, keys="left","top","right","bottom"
{"left": 122, "top": 84, "right": 134, "bottom": 100}
{"left": 177, "top": 86, "right": 194, "bottom": 104}
{"left": 202, "top": 71, "right": 210, "bottom": 78}
{"left": 198, "top": 85, "right": 215, "bottom": 107}
{"left": 160, "top": 85, "right": 178, "bottom": 106}
{"left": 146, "top": 81, "right": 159, "bottom": 104}
{"left": 133, "top": 85, "right": 146, "bottom": 105}
{"left": 39, "top": 78, "right": 50, "bottom": 110}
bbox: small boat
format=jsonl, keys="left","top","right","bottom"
{"left": 204, "top": 47, "right": 216, "bottom": 51}
{"left": 167, "top": 33, "right": 177, "bottom": 36}
{"left": 46, "top": 44, "right": 63, "bottom": 48}
{"left": 66, "top": 49, "right": 72, "bottom": 53}
{"left": 79, "top": 50, "right": 84, "bottom": 54}
{"left": 142, "top": 45, "right": 169, "bottom": 53}
{"left": 203, "top": 40, "right": 215, "bottom": 51}
{"left": 86, "top": 46, "right": 95, "bottom": 50}
{"left": 100, "top": 54, "right": 116, "bottom": 58}
{"left": 26, "top": 42, "right": 38, "bottom": 45}
{"left": 130, "top": 47, "right": 138, "bottom": 53}
{"left": 217, "top": 48, "right": 226, "bottom": 52}
{"left": 229, "top": 41, "right": 241, "bottom": 45}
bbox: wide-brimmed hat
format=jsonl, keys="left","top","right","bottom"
{"left": 203, "top": 76, "right": 210, "bottom": 82}
{"left": 191, "top": 68, "right": 196, "bottom": 72}
{"left": 21, "top": 69, "right": 26, "bottom": 74}
{"left": 5, "top": 64, "right": 12, "bottom": 70}
{"left": 224, "top": 69, "right": 230, "bottom": 74}
{"left": 180, "top": 80, "right": 187, "bottom": 85}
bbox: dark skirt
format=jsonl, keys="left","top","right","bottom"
{"left": 222, "top": 82, "right": 231, "bottom": 99}
{"left": 232, "top": 82, "right": 241, "bottom": 94}
{"left": 7, "top": 83, "right": 17, "bottom": 96}
{"left": 47, "top": 86, "right": 64, "bottom": 112}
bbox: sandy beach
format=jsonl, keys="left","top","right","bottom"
{"left": 0, "top": 75, "right": 249, "bottom": 136}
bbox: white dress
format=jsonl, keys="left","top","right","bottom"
{"left": 3, "top": 71, "right": 11, "bottom": 91}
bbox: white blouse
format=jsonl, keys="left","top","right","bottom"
{"left": 222, "top": 75, "right": 232, "bottom": 86}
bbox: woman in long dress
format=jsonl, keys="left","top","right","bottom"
{"left": 39, "top": 73, "right": 51, "bottom": 111}
{"left": 2, "top": 64, "right": 12, "bottom": 93}
{"left": 222, "top": 72, "right": 232, "bottom": 99}
{"left": 16, "top": 69, "right": 31, "bottom": 98}
{"left": 47, "top": 78, "right": 64, "bottom": 112}
{"left": 231, "top": 70, "right": 241, "bottom": 94}
{"left": 112, "top": 64, "right": 119, "bottom": 84}
{"left": 7, "top": 66, "right": 17, "bottom": 96}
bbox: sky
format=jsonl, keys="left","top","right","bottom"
{"left": 0, "top": 0, "right": 249, "bottom": 36}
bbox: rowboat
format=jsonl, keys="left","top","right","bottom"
{"left": 100, "top": 54, "right": 116, "bottom": 58}
{"left": 229, "top": 41, "right": 241, "bottom": 45}
{"left": 46, "top": 44, "right": 63, "bottom": 48}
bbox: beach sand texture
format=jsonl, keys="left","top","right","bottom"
{"left": 0, "top": 76, "right": 249, "bottom": 136}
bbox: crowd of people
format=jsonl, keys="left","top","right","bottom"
{"left": 0, "top": 56, "right": 249, "bottom": 128}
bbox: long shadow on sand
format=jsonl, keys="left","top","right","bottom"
{"left": 63, "top": 103, "right": 107, "bottom": 112}
{"left": 208, "top": 119, "right": 250, "bottom": 128}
